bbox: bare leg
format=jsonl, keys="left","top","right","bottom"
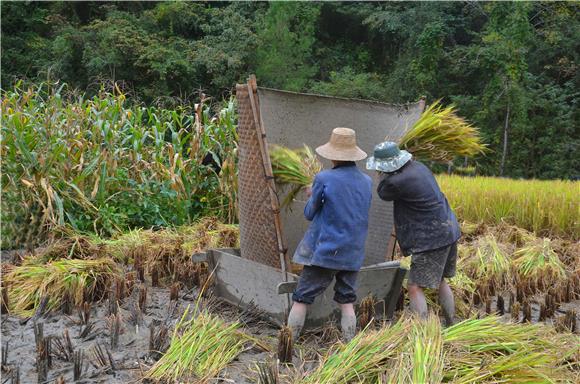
{"left": 407, "top": 283, "right": 428, "bottom": 319}
{"left": 339, "top": 303, "right": 356, "bottom": 342}
{"left": 438, "top": 279, "right": 455, "bottom": 327}
{"left": 287, "top": 302, "right": 307, "bottom": 339}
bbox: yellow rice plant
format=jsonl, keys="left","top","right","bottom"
{"left": 397, "top": 101, "right": 487, "bottom": 163}
{"left": 5, "top": 258, "right": 121, "bottom": 317}
{"left": 269, "top": 144, "right": 322, "bottom": 207}
{"left": 512, "top": 238, "right": 567, "bottom": 294}
{"left": 146, "top": 305, "right": 254, "bottom": 383}
{"left": 437, "top": 174, "right": 579, "bottom": 240}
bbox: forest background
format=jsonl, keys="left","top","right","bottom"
{"left": 2, "top": 1, "right": 578, "bottom": 179}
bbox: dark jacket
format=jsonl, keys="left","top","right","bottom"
{"left": 377, "top": 160, "right": 460, "bottom": 255}
{"left": 293, "top": 162, "right": 372, "bottom": 271}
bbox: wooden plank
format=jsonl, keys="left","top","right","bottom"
{"left": 208, "top": 249, "right": 296, "bottom": 325}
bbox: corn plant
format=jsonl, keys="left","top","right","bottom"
{"left": 1, "top": 81, "right": 238, "bottom": 249}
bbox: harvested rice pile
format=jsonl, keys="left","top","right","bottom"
{"left": 303, "top": 315, "right": 579, "bottom": 383}
{"left": 2, "top": 217, "right": 239, "bottom": 317}
{"left": 4, "top": 258, "right": 121, "bottom": 317}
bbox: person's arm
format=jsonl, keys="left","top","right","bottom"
{"left": 377, "top": 174, "right": 400, "bottom": 201}
{"left": 304, "top": 175, "right": 324, "bottom": 221}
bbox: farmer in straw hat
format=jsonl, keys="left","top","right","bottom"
{"left": 287, "top": 127, "right": 372, "bottom": 342}
{"left": 367, "top": 141, "right": 460, "bottom": 326}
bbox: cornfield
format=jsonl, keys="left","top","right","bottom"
{"left": 437, "top": 174, "right": 579, "bottom": 239}
{"left": 1, "top": 81, "right": 238, "bottom": 249}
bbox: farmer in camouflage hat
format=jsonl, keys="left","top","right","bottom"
{"left": 367, "top": 141, "right": 460, "bottom": 326}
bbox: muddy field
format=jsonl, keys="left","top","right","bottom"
{"left": 2, "top": 277, "right": 578, "bottom": 384}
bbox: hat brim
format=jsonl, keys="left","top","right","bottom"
{"left": 315, "top": 143, "right": 367, "bottom": 161}
{"left": 366, "top": 151, "right": 412, "bottom": 172}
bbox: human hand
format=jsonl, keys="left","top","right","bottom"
{"left": 305, "top": 184, "right": 312, "bottom": 198}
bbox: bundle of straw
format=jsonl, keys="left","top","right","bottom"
{"left": 146, "top": 306, "right": 254, "bottom": 382}
{"left": 462, "top": 234, "right": 513, "bottom": 293}
{"left": 442, "top": 316, "right": 578, "bottom": 383}
{"left": 5, "top": 258, "right": 121, "bottom": 317}
{"left": 398, "top": 101, "right": 487, "bottom": 163}
{"left": 301, "top": 317, "right": 411, "bottom": 383}
{"left": 269, "top": 144, "right": 322, "bottom": 207}
{"left": 512, "top": 238, "right": 567, "bottom": 293}
{"left": 389, "top": 315, "right": 444, "bottom": 383}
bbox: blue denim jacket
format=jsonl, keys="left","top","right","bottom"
{"left": 293, "top": 163, "right": 372, "bottom": 271}
{"left": 377, "top": 160, "right": 460, "bottom": 255}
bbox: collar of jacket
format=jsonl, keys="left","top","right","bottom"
{"left": 332, "top": 161, "right": 356, "bottom": 169}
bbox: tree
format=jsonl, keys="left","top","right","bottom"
{"left": 255, "top": 2, "right": 320, "bottom": 91}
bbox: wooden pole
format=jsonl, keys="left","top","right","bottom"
{"left": 246, "top": 75, "right": 291, "bottom": 313}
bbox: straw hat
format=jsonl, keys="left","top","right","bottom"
{"left": 366, "top": 141, "right": 412, "bottom": 173}
{"left": 315, "top": 127, "right": 367, "bottom": 161}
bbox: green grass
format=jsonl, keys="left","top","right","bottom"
{"left": 437, "top": 174, "right": 579, "bottom": 239}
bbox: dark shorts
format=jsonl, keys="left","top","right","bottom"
{"left": 292, "top": 265, "right": 358, "bottom": 305}
{"left": 408, "top": 242, "right": 457, "bottom": 289}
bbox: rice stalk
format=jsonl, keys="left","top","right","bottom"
{"left": 512, "top": 238, "right": 567, "bottom": 295}
{"left": 397, "top": 100, "right": 487, "bottom": 163}
{"left": 462, "top": 235, "right": 513, "bottom": 293}
{"left": 301, "top": 316, "right": 411, "bottom": 383}
{"left": 390, "top": 314, "right": 444, "bottom": 384}
{"left": 5, "top": 258, "right": 121, "bottom": 317}
{"left": 146, "top": 305, "right": 254, "bottom": 382}
{"left": 269, "top": 144, "right": 322, "bottom": 207}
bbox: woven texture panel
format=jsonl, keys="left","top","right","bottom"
{"left": 235, "top": 85, "right": 281, "bottom": 268}
{"left": 257, "top": 88, "right": 424, "bottom": 266}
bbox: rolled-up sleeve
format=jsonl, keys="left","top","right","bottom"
{"left": 304, "top": 175, "right": 324, "bottom": 221}
{"left": 377, "top": 175, "right": 399, "bottom": 201}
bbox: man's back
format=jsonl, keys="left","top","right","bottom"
{"left": 378, "top": 160, "right": 460, "bottom": 255}
{"left": 305, "top": 163, "right": 372, "bottom": 271}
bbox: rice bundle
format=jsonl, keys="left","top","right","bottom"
{"left": 462, "top": 235, "right": 513, "bottom": 295}
{"left": 442, "top": 316, "right": 578, "bottom": 383}
{"left": 389, "top": 315, "right": 444, "bottom": 383}
{"left": 102, "top": 218, "right": 239, "bottom": 287}
{"left": 146, "top": 306, "right": 253, "bottom": 382}
{"left": 269, "top": 144, "right": 322, "bottom": 207}
{"left": 301, "top": 317, "right": 411, "bottom": 383}
{"left": 397, "top": 101, "right": 487, "bottom": 163}
{"left": 512, "top": 238, "right": 567, "bottom": 294}
{"left": 5, "top": 258, "right": 121, "bottom": 317}
{"left": 305, "top": 314, "right": 579, "bottom": 384}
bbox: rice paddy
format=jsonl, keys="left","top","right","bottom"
{"left": 437, "top": 174, "right": 579, "bottom": 239}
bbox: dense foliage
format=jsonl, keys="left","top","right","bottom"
{"left": 2, "top": 2, "right": 578, "bottom": 179}
{"left": 1, "top": 82, "right": 237, "bottom": 248}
